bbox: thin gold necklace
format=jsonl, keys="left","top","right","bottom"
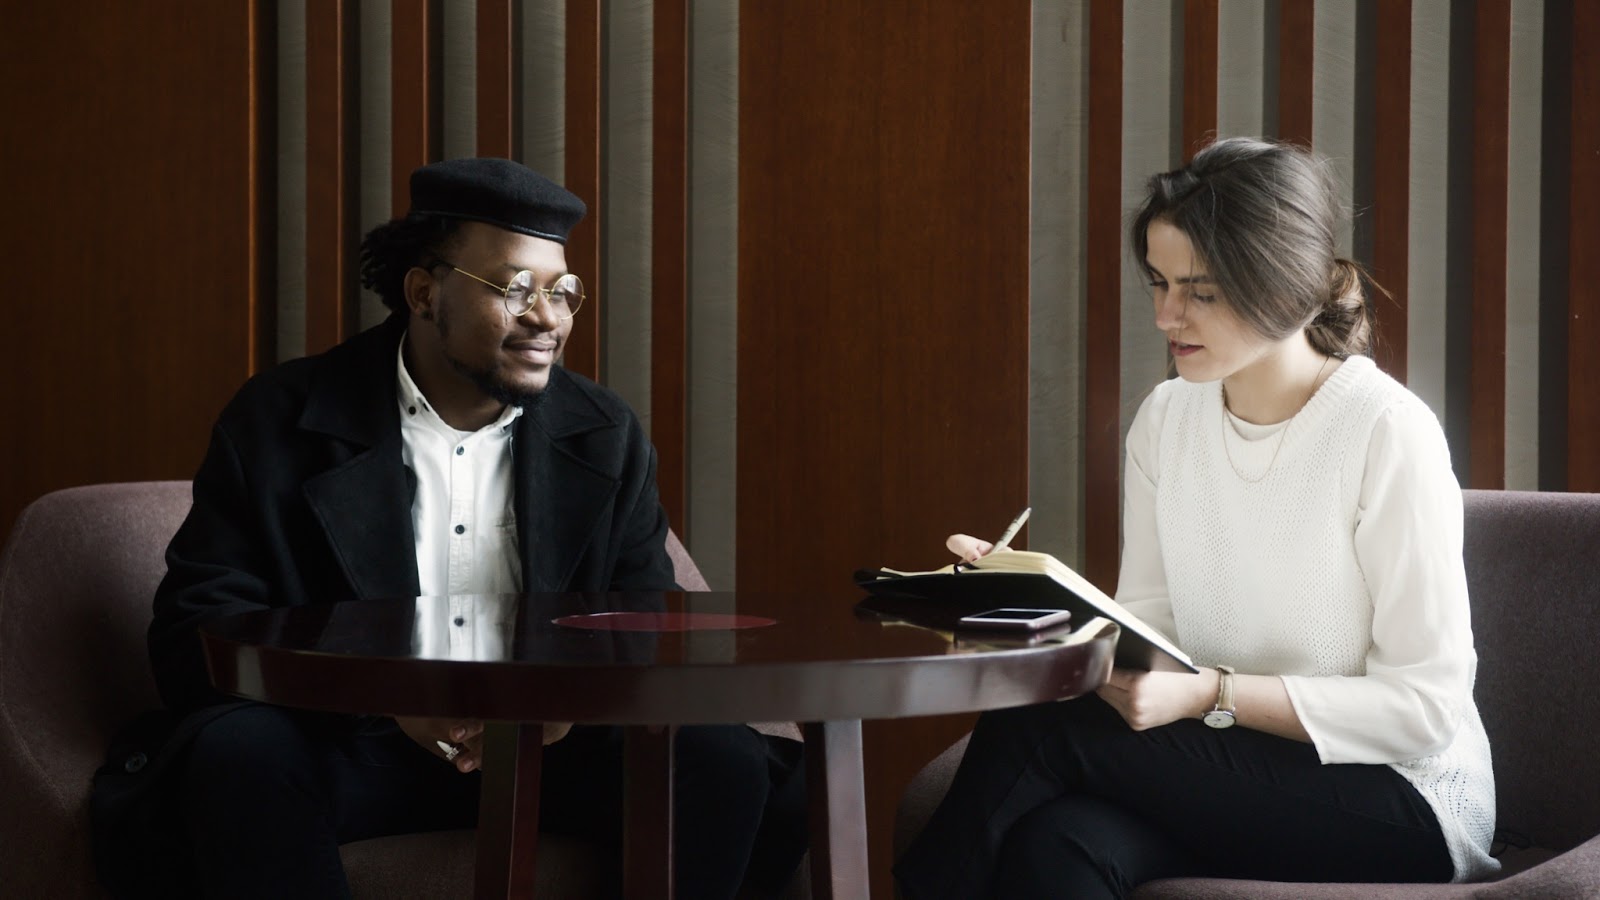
{"left": 1220, "top": 355, "right": 1333, "bottom": 484}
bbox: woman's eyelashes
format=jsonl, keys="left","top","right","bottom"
{"left": 1147, "top": 279, "right": 1217, "bottom": 304}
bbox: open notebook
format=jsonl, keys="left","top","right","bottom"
{"left": 856, "top": 550, "right": 1197, "bottom": 673}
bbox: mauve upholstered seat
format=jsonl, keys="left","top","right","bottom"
{"left": 893, "top": 489, "right": 1600, "bottom": 898}
{"left": 0, "top": 480, "right": 806, "bottom": 898}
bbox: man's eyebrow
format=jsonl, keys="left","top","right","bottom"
{"left": 495, "top": 262, "right": 569, "bottom": 278}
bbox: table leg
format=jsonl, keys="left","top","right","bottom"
{"left": 623, "top": 724, "right": 677, "bottom": 900}
{"left": 802, "top": 720, "right": 870, "bottom": 900}
{"left": 474, "top": 722, "right": 544, "bottom": 899}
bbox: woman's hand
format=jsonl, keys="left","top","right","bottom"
{"left": 1095, "top": 667, "right": 1218, "bottom": 731}
{"left": 946, "top": 533, "right": 997, "bottom": 564}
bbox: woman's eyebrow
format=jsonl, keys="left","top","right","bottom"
{"left": 1142, "top": 260, "right": 1212, "bottom": 285}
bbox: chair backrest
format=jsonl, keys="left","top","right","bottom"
{"left": 0, "top": 480, "right": 193, "bottom": 896}
{"left": 1463, "top": 489, "right": 1600, "bottom": 852}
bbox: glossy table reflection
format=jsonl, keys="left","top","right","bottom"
{"left": 201, "top": 590, "right": 1117, "bottom": 899}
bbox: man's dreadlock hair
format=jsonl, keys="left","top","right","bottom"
{"left": 358, "top": 213, "right": 466, "bottom": 314}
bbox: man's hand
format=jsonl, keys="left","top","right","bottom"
{"left": 395, "top": 716, "right": 486, "bottom": 773}
{"left": 1095, "top": 666, "right": 1218, "bottom": 731}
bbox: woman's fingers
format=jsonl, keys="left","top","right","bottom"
{"left": 945, "top": 533, "right": 995, "bottom": 563}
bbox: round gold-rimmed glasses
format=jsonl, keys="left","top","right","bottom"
{"left": 436, "top": 261, "right": 585, "bottom": 321}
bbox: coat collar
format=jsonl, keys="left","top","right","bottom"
{"left": 296, "top": 314, "right": 623, "bottom": 597}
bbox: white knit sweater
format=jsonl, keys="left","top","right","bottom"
{"left": 1116, "top": 355, "right": 1499, "bottom": 882}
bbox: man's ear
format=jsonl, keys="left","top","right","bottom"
{"left": 403, "top": 266, "right": 437, "bottom": 322}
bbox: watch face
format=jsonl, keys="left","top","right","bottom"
{"left": 1203, "top": 710, "right": 1236, "bottom": 729}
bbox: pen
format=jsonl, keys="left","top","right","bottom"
{"left": 993, "top": 506, "right": 1031, "bottom": 550}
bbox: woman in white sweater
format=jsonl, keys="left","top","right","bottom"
{"left": 895, "top": 137, "right": 1497, "bottom": 898}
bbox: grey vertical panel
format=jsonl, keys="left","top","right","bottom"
{"left": 687, "top": 0, "right": 738, "bottom": 589}
{"left": 520, "top": 0, "right": 565, "bottom": 180}
{"left": 1314, "top": 0, "right": 1358, "bottom": 257}
{"left": 1121, "top": 0, "right": 1175, "bottom": 443}
{"left": 1408, "top": 0, "right": 1450, "bottom": 421}
{"left": 1505, "top": 0, "right": 1543, "bottom": 490}
{"left": 1217, "top": 0, "right": 1267, "bottom": 139}
{"left": 279, "top": 0, "right": 308, "bottom": 362}
{"left": 442, "top": 0, "right": 477, "bottom": 159}
{"left": 1029, "top": 0, "right": 1087, "bottom": 569}
{"left": 358, "top": 0, "right": 394, "bottom": 328}
{"left": 605, "top": 0, "right": 654, "bottom": 420}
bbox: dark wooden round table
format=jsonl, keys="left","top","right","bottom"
{"left": 201, "top": 589, "right": 1117, "bottom": 899}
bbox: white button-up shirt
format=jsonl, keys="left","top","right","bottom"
{"left": 396, "top": 338, "right": 524, "bottom": 602}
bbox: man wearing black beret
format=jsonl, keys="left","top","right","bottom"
{"left": 91, "top": 158, "right": 807, "bottom": 898}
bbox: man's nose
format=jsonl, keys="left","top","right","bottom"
{"left": 520, "top": 296, "right": 562, "bottom": 331}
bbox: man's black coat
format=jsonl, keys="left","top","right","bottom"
{"left": 148, "top": 312, "right": 676, "bottom": 711}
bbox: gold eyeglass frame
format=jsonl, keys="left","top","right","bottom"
{"left": 437, "top": 262, "right": 586, "bottom": 321}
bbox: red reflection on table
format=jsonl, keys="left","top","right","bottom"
{"left": 551, "top": 611, "right": 778, "bottom": 632}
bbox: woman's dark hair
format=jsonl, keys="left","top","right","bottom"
{"left": 358, "top": 213, "right": 465, "bottom": 314}
{"left": 1130, "top": 137, "right": 1379, "bottom": 358}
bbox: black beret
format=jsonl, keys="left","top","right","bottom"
{"left": 408, "top": 157, "right": 586, "bottom": 244}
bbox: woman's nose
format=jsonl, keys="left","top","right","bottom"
{"left": 1154, "top": 293, "right": 1185, "bottom": 331}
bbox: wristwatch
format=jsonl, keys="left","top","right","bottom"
{"left": 1203, "top": 665, "right": 1237, "bottom": 729}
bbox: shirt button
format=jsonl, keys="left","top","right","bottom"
{"left": 455, "top": 524, "right": 466, "bottom": 535}
{"left": 456, "top": 446, "right": 464, "bottom": 456}
{"left": 408, "top": 406, "right": 417, "bottom": 415}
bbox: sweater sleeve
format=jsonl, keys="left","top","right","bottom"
{"left": 1114, "top": 387, "right": 1180, "bottom": 645}
{"left": 1280, "top": 401, "right": 1477, "bottom": 764}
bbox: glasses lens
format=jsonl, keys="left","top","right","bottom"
{"left": 550, "top": 274, "right": 584, "bottom": 319}
{"left": 503, "top": 271, "right": 537, "bottom": 316}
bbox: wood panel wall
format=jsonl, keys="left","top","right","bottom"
{"left": 0, "top": 2, "right": 272, "bottom": 544}
{"left": 1570, "top": 0, "right": 1600, "bottom": 491}
{"left": 737, "top": 3, "right": 1031, "bottom": 893}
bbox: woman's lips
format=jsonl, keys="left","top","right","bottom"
{"left": 1169, "top": 340, "right": 1201, "bottom": 358}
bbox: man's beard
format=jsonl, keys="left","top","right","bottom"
{"left": 438, "top": 308, "right": 553, "bottom": 409}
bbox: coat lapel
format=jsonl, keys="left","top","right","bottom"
{"left": 515, "top": 370, "right": 621, "bottom": 591}
{"left": 298, "top": 315, "right": 422, "bottom": 601}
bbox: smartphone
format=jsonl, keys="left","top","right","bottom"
{"left": 956, "top": 608, "right": 1073, "bottom": 631}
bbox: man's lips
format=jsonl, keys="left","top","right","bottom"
{"left": 507, "top": 341, "right": 559, "bottom": 362}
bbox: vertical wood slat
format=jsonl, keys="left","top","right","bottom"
{"left": 1469, "top": 0, "right": 1511, "bottom": 489}
{"left": 1371, "top": 0, "right": 1411, "bottom": 380}
{"left": 392, "top": 0, "right": 441, "bottom": 216}
{"left": 476, "top": 0, "right": 517, "bottom": 158}
{"left": 1182, "top": 0, "right": 1218, "bottom": 161}
{"left": 1570, "top": 0, "right": 1600, "bottom": 491}
{"left": 250, "top": 0, "right": 275, "bottom": 372}
{"left": 1085, "top": 0, "right": 1123, "bottom": 591}
{"left": 305, "top": 0, "right": 358, "bottom": 356}
{"left": 651, "top": 0, "right": 689, "bottom": 538}
{"left": 1278, "top": 0, "right": 1315, "bottom": 147}
{"left": 563, "top": 0, "right": 604, "bottom": 382}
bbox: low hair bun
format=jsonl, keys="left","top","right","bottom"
{"left": 1305, "top": 258, "right": 1373, "bottom": 359}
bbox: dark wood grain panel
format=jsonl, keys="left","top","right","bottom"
{"left": 737, "top": 2, "right": 1031, "bottom": 894}
{"left": 476, "top": 0, "right": 518, "bottom": 158}
{"left": 0, "top": 1, "right": 271, "bottom": 543}
{"left": 1278, "top": 0, "right": 1315, "bottom": 147}
{"left": 306, "top": 0, "right": 359, "bottom": 356}
{"left": 562, "top": 0, "right": 603, "bottom": 382}
{"left": 391, "top": 0, "right": 441, "bottom": 215}
{"left": 1371, "top": 0, "right": 1411, "bottom": 381}
{"left": 1086, "top": 0, "right": 1125, "bottom": 592}
{"left": 1469, "top": 0, "right": 1510, "bottom": 489}
{"left": 1570, "top": 0, "right": 1600, "bottom": 491}
{"left": 1182, "top": 0, "right": 1218, "bottom": 161}
{"left": 651, "top": 0, "right": 689, "bottom": 538}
